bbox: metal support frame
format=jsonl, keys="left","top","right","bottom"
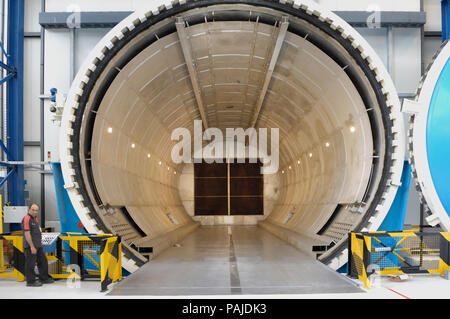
{"left": 424, "top": 31, "right": 443, "bottom": 38}
{"left": 0, "top": 1, "right": 24, "bottom": 215}
{"left": 38, "top": 11, "right": 427, "bottom": 29}
{"left": 39, "top": 11, "right": 132, "bottom": 29}
{"left": 0, "top": 40, "right": 14, "bottom": 85}
{"left": 24, "top": 32, "right": 40, "bottom": 38}
{"left": 249, "top": 16, "right": 289, "bottom": 128}
{"left": 40, "top": 0, "right": 46, "bottom": 228}
{"left": 175, "top": 17, "right": 209, "bottom": 130}
{"left": 443, "top": 0, "right": 450, "bottom": 41}
{"left": 335, "top": 11, "right": 426, "bottom": 28}
{"left": 420, "top": 0, "right": 425, "bottom": 76}
{"left": 69, "top": 28, "right": 77, "bottom": 82}
{"left": 349, "top": 230, "right": 450, "bottom": 289}
{"left": 386, "top": 26, "right": 395, "bottom": 79}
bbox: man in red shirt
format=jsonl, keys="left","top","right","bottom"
{"left": 21, "top": 203, "right": 54, "bottom": 287}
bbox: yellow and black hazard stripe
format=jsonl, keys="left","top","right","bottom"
{"left": 372, "top": 231, "right": 439, "bottom": 276}
{"left": 439, "top": 232, "right": 450, "bottom": 275}
{"left": 100, "top": 236, "right": 122, "bottom": 292}
{"left": 349, "top": 231, "right": 450, "bottom": 286}
{"left": 361, "top": 230, "right": 419, "bottom": 237}
{"left": 0, "top": 234, "right": 25, "bottom": 281}
{"left": 0, "top": 232, "right": 122, "bottom": 289}
{"left": 58, "top": 233, "right": 122, "bottom": 291}
{"left": 12, "top": 238, "right": 25, "bottom": 281}
{"left": 348, "top": 233, "right": 371, "bottom": 289}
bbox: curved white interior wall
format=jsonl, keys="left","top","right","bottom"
{"left": 60, "top": 1, "right": 405, "bottom": 272}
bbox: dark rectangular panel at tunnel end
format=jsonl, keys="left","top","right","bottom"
{"left": 230, "top": 197, "right": 263, "bottom": 215}
{"left": 230, "top": 178, "right": 263, "bottom": 196}
{"left": 194, "top": 159, "right": 264, "bottom": 216}
{"left": 195, "top": 177, "right": 228, "bottom": 196}
{"left": 194, "top": 161, "right": 227, "bottom": 177}
{"left": 230, "top": 161, "right": 263, "bottom": 177}
{"left": 194, "top": 197, "right": 228, "bottom": 216}
{"left": 230, "top": 161, "right": 263, "bottom": 215}
{"left": 194, "top": 160, "right": 228, "bottom": 216}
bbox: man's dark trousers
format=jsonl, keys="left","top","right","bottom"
{"left": 24, "top": 247, "right": 50, "bottom": 283}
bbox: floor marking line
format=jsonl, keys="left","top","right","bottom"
{"left": 229, "top": 234, "right": 242, "bottom": 294}
{"left": 386, "top": 288, "right": 410, "bottom": 299}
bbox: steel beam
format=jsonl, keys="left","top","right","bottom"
{"left": 334, "top": 11, "right": 426, "bottom": 28}
{"left": 24, "top": 141, "right": 41, "bottom": 147}
{"left": 443, "top": 0, "right": 450, "bottom": 41}
{"left": 0, "top": 73, "right": 13, "bottom": 85}
{"left": 39, "top": 11, "right": 132, "bottom": 29}
{"left": 424, "top": 31, "right": 443, "bottom": 38}
{"left": 40, "top": 0, "right": 46, "bottom": 228}
{"left": 24, "top": 32, "right": 41, "bottom": 38}
{"left": 0, "top": 140, "right": 10, "bottom": 160}
{"left": 0, "top": 169, "right": 14, "bottom": 188}
{"left": 249, "top": 16, "right": 289, "bottom": 128}
{"left": 175, "top": 17, "right": 209, "bottom": 130}
{"left": 0, "top": 60, "right": 13, "bottom": 73}
{"left": 38, "top": 11, "right": 426, "bottom": 29}
{"left": 6, "top": 0, "right": 25, "bottom": 208}
{"left": 398, "top": 93, "right": 416, "bottom": 100}
{"left": 0, "top": 161, "right": 50, "bottom": 166}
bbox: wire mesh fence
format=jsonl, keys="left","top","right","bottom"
{"left": 0, "top": 231, "right": 122, "bottom": 291}
{"left": 369, "top": 233, "right": 440, "bottom": 271}
{"left": 0, "top": 238, "right": 15, "bottom": 271}
{"left": 349, "top": 231, "right": 450, "bottom": 289}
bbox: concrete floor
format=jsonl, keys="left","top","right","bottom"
{"left": 108, "top": 226, "right": 362, "bottom": 296}
{"left": 1, "top": 272, "right": 449, "bottom": 299}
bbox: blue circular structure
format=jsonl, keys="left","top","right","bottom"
{"left": 409, "top": 40, "right": 450, "bottom": 230}
{"left": 427, "top": 59, "right": 450, "bottom": 217}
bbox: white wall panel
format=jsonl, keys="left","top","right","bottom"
{"left": 46, "top": 0, "right": 134, "bottom": 12}
{"left": 404, "top": 178, "right": 421, "bottom": 226}
{"left": 42, "top": 30, "right": 70, "bottom": 223}
{"left": 356, "top": 27, "right": 422, "bottom": 94}
{"left": 317, "top": 0, "right": 420, "bottom": 12}
{"left": 424, "top": 0, "right": 442, "bottom": 32}
{"left": 23, "top": 38, "right": 41, "bottom": 142}
{"left": 424, "top": 37, "right": 444, "bottom": 68}
{"left": 24, "top": 0, "right": 41, "bottom": 32}
{"left": 75, "top": 28, "right": 110, "bottom": 72}
{"left": 45, "top": 0, "right": 177, "bottom": 12}
{"left": 131, "top": 0, "right": 172, "bottom": 12}
{"left": 23, "top": 147, "right": 41, "bottom": 207}
{"left": 44, "top": 30, "right": 70, "bottom": 161}
{"left": 23, "top": 32, "right": 42, "bottom": 220}
{"left": 392, "top": 28, "right": 422, "bottom": 94}
{"left": 44, "top": 174, "right": 59, "bottom": 221}
{"left": 355, "top": 27, "right": 388, "bottom": 66}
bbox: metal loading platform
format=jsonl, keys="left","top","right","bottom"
{"left": 109, "top": 226, "right": 362, "bottom": 296}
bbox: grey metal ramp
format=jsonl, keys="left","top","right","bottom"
{"left": 108, "top": 226, "right": 363, "bottom": 296}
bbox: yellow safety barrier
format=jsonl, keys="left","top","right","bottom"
{"left": 0, "top": 231, "right": 122, "bottom": 291}
{"left": 0, "top": 194, "right": 4, "bottom": 273}
{"left": 349, "top": 233, "right": 370, "bottom": 288}
{"left": 0, "top": 233, "right": 25, "bottom": 282}
{"left": 58, "top": 232, "right": 122, "bottom": 291}
{"left": 348, "top": 230, "right": 450, "bottom": 289}
{"left": 100, "top": 236, "right": 122, "bottom": 291}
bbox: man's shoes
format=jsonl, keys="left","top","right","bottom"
{"left": 40, "top": 277, "right": 54, "bottom": 284}
{"left": 26, "top": 281, "right": 43, "bottom": 287}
